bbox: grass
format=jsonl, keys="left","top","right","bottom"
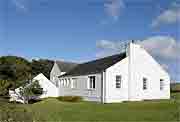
{"left": 0, "top": 93, "right": 180, "bottom": 122}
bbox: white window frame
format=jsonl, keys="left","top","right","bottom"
{"left": 116, "top": 75, "right": 122, "bottom": 88}
{"left": 65, "top": 78, "right": 69, "bottom": 87}
{"left": 60, "top": 79, "right": 63, "bottom": 86}
{"left": 88, "top": 76, "right": 96, "bottom": 89}
{"left": 63, "top": 78, "right": 66, "bottom": 87}
{"left": 67, "top": 78, "right": 71, "bottom": 87}
{"left": 143, "top": 77, "right": 148, "bottom": 90}
{"left": 71, "top": 78, "right": 77, "bottom": 89}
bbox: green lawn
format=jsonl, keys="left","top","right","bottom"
{"left": 1, "top": 93, "right": 180, "bottom": 122}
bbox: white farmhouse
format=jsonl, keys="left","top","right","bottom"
{"left": 50, "top": 42, "right": 170, "bottom": 103}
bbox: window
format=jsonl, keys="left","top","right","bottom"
{"left": 67, "top": 78, "right": 71, "bottom": 87}
{"left": 64, "top": 79, "right": 67, "bottom": 87}
{"left": 88, "top": 76, "right": 95, "bottom": 89}
{"left": 71, "top": 78, "right": 77, "bottom": 88}
{"left": 160, "top": 79, "right": 164, "bottom": 90}
{"left": 60, "top": 79, "right": 63, "bottom": 86}
{"left": 55, "top": 79, "right": 59, "bottom": 87}
{"left": 143, "top": 78, "right": 147, "bottom": 90}
{"left": 65, "top": 78, "right": 69, "bottom": 87}
{"left": 116, "top": 75, "right": 122, "bottom": 88}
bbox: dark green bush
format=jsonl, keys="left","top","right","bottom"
{"left": 171, "top": 83, "right": 180, "bottom": 93}
{"left": 57, "top": 96, "right": 83, "bottom": 102}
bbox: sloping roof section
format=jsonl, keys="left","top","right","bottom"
{"left": 56, "top": 61, "right": 78, "bottom": 72}
{"left": 61, "top": 53, "right": 126, "bottom": 77}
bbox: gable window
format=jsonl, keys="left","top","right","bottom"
{"left": 88, "top": 76, "right": 95, "bottom": 89}
{"left": 160, "top": 79, "right": 164, "bottom": 90}
{"left": 143, "top": 78, "right": 147, "bottom": 90}
{"left": 116, "top": 75, "right": 122, "bottom": 88}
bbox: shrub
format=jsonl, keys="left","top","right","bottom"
{"left": 171, "top": 83, "right": 180, "bottom": 93}
{"left": 57, "top": 96, "right": 83, "bottom": 102}
{"left": 19, "top": 80, "right": 43, "bottom": 104}
{"left": 0, "top": 80, "right": 12, "bottom": 96}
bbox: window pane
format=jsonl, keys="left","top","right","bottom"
{"left": 160, "top": 79, "right": 164, "bottom": 90}
{"left": 90, "top": 80, "right": 93, "bottom": 89}
{"left": 89, "top": 76, "right": 95, "bottom": 89}
{"left": 143, "top": 78, "right": 147, "bottom": 90}
{"left": 93, "top": 77, "right": 95, "bottom": 89}
{"left": 116, "top": 75, "right": 121, "bottom": 88}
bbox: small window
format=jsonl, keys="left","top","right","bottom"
{"left": 116, "top": 75, "right": 122, "bottom": 88}
{"left": 60, "top": 79, "right": 63, "bottom": 85}
{"left": 71, "top": 79, "right": 74, "bottom": 88}
{"left": 71, "top": 78, "right": 77, "bottom": 88}
{"left": 61, "top": 79, "right": 64, "bottom": 86}
{"left": 143, "top": 78, "right": 147, "bottom": 90}
{"left": 62, "top": 79, "right": 67, "bottom": 87}
{"left": 160, "top": 79, "right": 164, "bottom": 90}
{"left": 88, "top": 76, "right": 95, "bottom": 89}
{"left": 67, "top": 78, "right": 71, "bottom": 87}
{"left": 66, "top": 78, "right": 69, "bottom": 86}
{"left": 64, "top": 79, "right": 67, "bottom": 86}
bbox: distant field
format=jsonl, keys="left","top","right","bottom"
{"left": 0, "top": 93, "right": 180, "bottom": 122}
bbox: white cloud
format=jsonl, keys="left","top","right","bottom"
{"left": 96, "top": 40, "right": 116, "bottom": 50}
{"left": 97, "top": 36, "right": 180, "bottom": 60}
{"left": 140, "top": 36, "right": 180, "bottom": 60}
{"left": 152, "top": 3, "right": 180, "bottom": 27}
{"left": 96, "top": 40, "right": 128, "bottom": 57}
{"left": 11, "top": 0, "right": 28, "bottom": 11}
{"left": 161, "top": 63, "right": 169, "bottom": 71}
{"left": 104, "top": 0, "right": 125, "bottom": 21}
{"left": 96, "top": 36, "right": 180, "bottom": 80}
{"left": 172, "top": 1, "right": 180, "bottom": 8}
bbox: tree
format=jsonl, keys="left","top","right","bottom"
{"left": 0, "top": 80, "right": 12, "bottom": 96}
{"left": 0, "top": 56, "right": 53, "bottom": 94}
{"left": 19, "top": 80, "right": 43, "bottom": 104}
{"left": 0, "top": 56, "right": 32, "bottom": 89}
{"left": 31, "top": 59, "right": 54, "bottom": 79}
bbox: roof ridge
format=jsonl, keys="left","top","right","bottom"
{"left": 80, "top": 52, "right": 126, "bottom": 65}
{"left": 60, "top": 52, "right": 126, "bottom": 77}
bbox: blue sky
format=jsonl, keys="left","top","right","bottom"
{"left": 0, "top": 0, "right": 180, "bottom": 81}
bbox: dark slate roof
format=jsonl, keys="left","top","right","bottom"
{"left": 60, "top": 53, "right": 126, "bottom": 77}
{"left": 55, "top": 61, "right": 78, "bottom": 72}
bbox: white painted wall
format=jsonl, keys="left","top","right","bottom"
{"left": 50, "top": 62, "right": 62, "bottom": 86}
{"left": 127, "top": 43, "right": 170, "bottom": 101}
{"left": 59, "top": 73, "right": 102, "bottom": 102}
{"left": 104, "top": 43, "right": 170, "bottom": 103}
{"left": 33, "top": 73, "right": 59, "bottom": 98}
{"left": 105, "top": 57, "right": 129, "bottom": 103}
